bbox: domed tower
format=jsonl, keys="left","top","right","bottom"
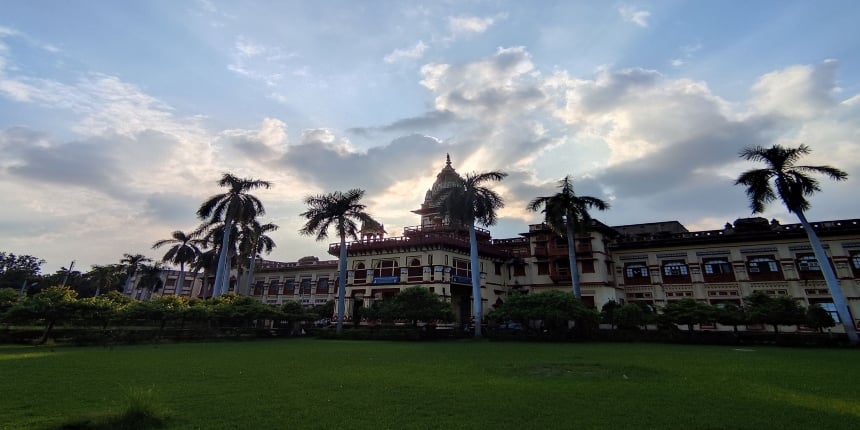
{"left": 412, "top": 154, "right": 463, "bottom": 228}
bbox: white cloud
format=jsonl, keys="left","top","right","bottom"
{"left": 751, "top": 59, "right": 839, "bottom": 119}
{"left": 618, "top": 5, "right": 651, "bottom": 28}
{"left": 384, "top": 40, "right": 429, "bottom": 64}
{"left": 448, "top": 14, "right": 506, "bottom": 35}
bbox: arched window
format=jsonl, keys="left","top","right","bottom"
{"left": 703, "top": 258, "right": 732, "bottom": 275}
{"left": 748, "top": 257, "right": 779, "bottom": 273}
{"left": 355, "top": 262, "right": 366, "bottom": 270}
{"left": 796, "top": 254, "right": 820, "bottom": 272}
{"left": 662, "top": 261, "right": 689, "bottom": 277}
{"left": 625, "top": 263, "right": 648, "bottom": 278}
{"left": 410, "top": 258, "right": 421, "bottom": 267}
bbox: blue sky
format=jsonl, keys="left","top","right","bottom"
{"left": 2, "top": 1, "right": 860, "bottom": 272}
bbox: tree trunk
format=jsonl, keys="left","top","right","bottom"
{"left": 213, "top": 213, "right": 233, "bottom": 298}
{"left": 565, "top": 218, "right": 581, "bottom": 299}
{"left": 176, "top": 263, "right": 186, "bottom": 297}
{"left": 39, "top": 319, "right": 56, "bottom": 345}
{"left": 245, "top": 248, "right": 258, "bottom": 294}
{"left": 94, "top": 286, "right": 101, "bottom": 297}
{"left": 796, "top": 211, "right": 859, "bottom": 345}
{"left": 469, "top": 224, "right": 482, "bottom": 338}
{"left": 336, "top": 235, "right": 348, "bottom": 335}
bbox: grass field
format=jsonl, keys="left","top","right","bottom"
{"left": 2, "top": 339, "right": 859, "bottom": 430}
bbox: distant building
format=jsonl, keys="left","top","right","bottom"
{"left": 245, "top": 156, "right": 860, "bottom": 332}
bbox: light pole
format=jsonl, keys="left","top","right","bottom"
{"left": 61, "top": 260, "right": 75, "bottom": 288}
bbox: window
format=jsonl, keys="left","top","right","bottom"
{"left": 748, "top": 257, "right": 779, "bottom": 273}
{"left": 452, "top": 258, "right": 471, "bottom": 277}
{"left": 375, "top": 259, "right": 399, "bottom": 277}
{"left": 428, "top": 255, "right": 433, "bottom": 266}
{"left": 625, "top": 263, "right": 649, "bottom": 278}
{"left": 581, "top": 260, "right": 595, "bottom": 273}
{"left": 796, "top": 254, "right": 821, "bottom": 272}
{"left": 809, "top": 301, "right": 841, "bottom": 323}
{"left": 513, "top": 264, "right": 526, "bottom": 277}
{"left": 703, "top": 258, "right": 732, "bottom": 275}
{"left": 494, "top": 262, "right": 502, "bottom": 275}
{"left": 537, "top": 262, "right": 549, "bottom": 275}
{"left": 354, "top": 262, "right": 366, "bottom": 270}
{"left": 662, "top": 261, "right": 689, "bottom": 276}
{"left": 852, "top": 253, "right": 860, "bottom": 270}
{"left": 317, "top": 277, "right": 329, "bottom": 293}
{"left": 300, "top": 278, "right": 312, "bottom": 294}
{"left": 284, "top": 279, "right": 295, "bottom": 293}
{"left": 409, "top": 258, "right": 421, "bottom": 267}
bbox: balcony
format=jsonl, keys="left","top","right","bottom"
{"left": 329, "top": 230, "right": 510, "bottom": 258}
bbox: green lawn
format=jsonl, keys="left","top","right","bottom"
{"left": 2, "top": 339, "right": 859, "bottom": 429}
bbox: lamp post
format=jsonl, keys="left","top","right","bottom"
{"left": 61, "top": 260, "right": 75, "bottom": 288}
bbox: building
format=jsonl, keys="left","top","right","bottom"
{"left": 247, "top": 156, "right": 860, "bottom": 332}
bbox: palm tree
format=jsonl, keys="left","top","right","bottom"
{"left": 240, "top": 220, "right": 279, "bottom": 294}
{"left": 136, "top": 262, "right": 165, "bottom": 301}
{"left": 153, "top": 230, "right": 201, "bottom": 297}
{"left": 86, "top": 264, "right": 124, "bottom": 297}
{"left": 432, "top": 171, "right": 507, "bottom": 338}
{"left": 735, "top": 143, "right": 857, "bottom": 345}
{"left": 197, "top": 173, "right": 271, "bottom": 297}
{"left": 120, "top": 253, "right": 151, "bottom": 295}
{"left": 300, "top": 189, "right": 379, "bottom": 335}
{"left": 527, "top": 176, "right": 610, "bottom": 299}
{"left": 192, "top": 248, "right": 221, "bottom": 299}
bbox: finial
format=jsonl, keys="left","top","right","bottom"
{"left": 446, "top": 153, "right": 451, "bottom": 167}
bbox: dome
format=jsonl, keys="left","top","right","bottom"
{"left": 422, "top": 153, "right": 463, "bottom": 204}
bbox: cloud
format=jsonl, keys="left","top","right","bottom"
{"left": 384, "top": 40, "right": 429, "bottom": 64}
{"left": 448, "top": 14, "right": 506, "bottom": 36}
{"left": 618, "top": 5, "right": 651, "bottom": 28}
{"left": 751, "top": 59, "right": 839, "bottom": 119}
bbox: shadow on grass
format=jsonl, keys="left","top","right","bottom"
{"left": 52, "top": 387, "right": 170, "bottom": 430}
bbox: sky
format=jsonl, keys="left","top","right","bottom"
{"left": 2, "top": 1, "right": 860, "bottom": 273}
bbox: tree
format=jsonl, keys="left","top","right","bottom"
{"left": 715, "top": 304, "right": 747, "bottom": 333}
{"left": 86, "top": 264, "right": 124, "bottom": 297}
{"left": 744, "top": 292, "right": 807, "bottom": 334}
{"left": 735, "top": 144, "right": 856, "bottom": 344}
{"left": 661, "top": 299, "right": 717, "bottom": 332}
{"left": 0, "top": 288, "right": 22, "bottom": 314}
{"left": 197, "top": 173, "right": 272, "bottom": 297}
{"left": 120, "top": 253, "right": 151, "bottom": 295}
{"left": 239, "top": 220, "right": 278, "bottom": 294}
{"left": 153, "top": 230, "right": 201, "bottom": 297}
{"left": 27, "top": 285, "right": 78, "bottom": 344}
{"left": 136, "top": 262, "right": 165, "bottom": 301}
{"left": 806, "top": 304, "right": 836, "bottom": 333}
{"left": 0, "top": 252, "right": 45, "bottom": 291}
{"left": 616, "top": 303, "right": 648, "bottom": 330}
{"left": 381, "top": 287, "right": 455, "bottom": 325}
{"left": 527, "top": 176, "right": 609, "bottom": 299}
{"left": 300, "top": 189, "right": 379, "bottom": 335}
{"left": 601, "top": 300, "right": 621, "bottom": 329}
{"left": 487, "top": 290, "right": 597, "bottom": 337}
{"left": 432, "top": 170, "right": 507, "bottom": 338}
{"left": 77, "top": 291, "right": 132, "bottom": 329}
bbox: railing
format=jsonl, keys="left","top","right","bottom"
{"left": 614, "top": 218, "right": 860, "bottom": 245}
{"left": 329, "top": 232, "right": 510, "bottom": 257}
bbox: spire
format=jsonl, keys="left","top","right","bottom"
{"left": 446, "top": 153, "right": 451, "bottom": 167}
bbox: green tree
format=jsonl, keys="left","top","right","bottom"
{"left": 806, "top": 305, "right": 836, "bottom": 333}
{"left": 0, "top": 252, "right": 45, "bottom": 291}
{"left": 601, "top": 299, "right": 621, "bottom": 329}
{"left": 300, "top": 189, "right": 379, "bottom": 335}
{"left": 153, "top": 230, "right": 201, "bottom": 297}
{"left": 26, "top": 285, "right": 79, "bottom": 344}
{"left": 77, "top": 291, "right": 132, "bottom": 329}
{"left": 86, "top": 264, "right": 124, "bottom": 297}
{"left": 744, "top": 292, "right": 807, "bottom": 334}
{"left": 616, "top": 303, "right": 647, "bottom": 330}
{"left": 487, "top": 290, "right": 597, "bottom": 337}
{"left": 381, "top": 287, "right": 455, "bottom": 325}
{"left": 715, "top": 304, "right": 747, "bottom": 333}
{"left": 527, "top": 176, "right": 610, "bottom": 299}
{"left": 661, "top": 299, "right": 716, "bottom": 332}
{"left": 240, "top": 220, "right": 278, "bottom": 294}
{"left": 197, "top": 173, "right": 272, "bottom": 297}
{"left": 0, "top": 288, "right": 22, "bottom": 314}
{"left": 432, "top": 170, "right": 507, "bottom": 338}
{"left": 735, "top": 144, "right": 856, "bottom": 344}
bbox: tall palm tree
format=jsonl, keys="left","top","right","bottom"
{"left": 527, "top": 176, "right": 610, "bottom": 299}
{"left": 300, "top": 189, "right": 379, "bottom": 335}
{"left": 136, "top": 262, "right": 165, "bottom": 301}
{"left": 197, "top": 173, "right": 271, "bottom": 297}
{"left": 240, "top": 220, "right": 279, "bottom": 294}
{"left": 152, "top": 230, "right": 201, "bottom": 297}
{"left": 735, "top": 143, "right": 857, "bottom": 345}
{"left": 432, "top": 171, "right": 507, "bottom": 338}
{"left": 192, "top": 248, "right": 221, "bottom": 299}
{"left": 86, "top": 264, "right": 123, "bottom": 297}
{"left": 120, "top": 253, "right": 151, "bottom": 295}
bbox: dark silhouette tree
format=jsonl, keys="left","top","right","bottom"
{"left": 300, "top": 189, "right": 379, "bottom": 335}
{"left": 735, "top": 144, "right": 856, "bottom": 344}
